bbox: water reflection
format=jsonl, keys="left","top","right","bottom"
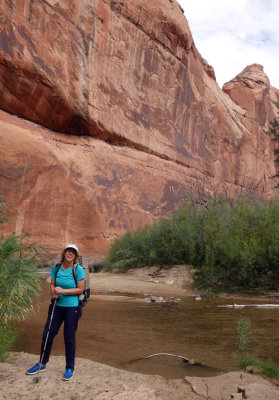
{"left": 15, "top": 284, "right": 279, "bottom": 379}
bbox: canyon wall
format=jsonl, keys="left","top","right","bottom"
{"left": 0, "top": 0, "right": 278, "bottom": 260}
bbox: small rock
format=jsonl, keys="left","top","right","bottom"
{"left": 245, "top": 365, "right": 261, "bottom": 375}
{"left": 146, "top": 296, "right": 164, "bottom": 303}
{"left": 146, "top": 298, "right": 152, "bottom": 303}
{"left": 167, "top": 297, "right": 181, "bottom": 303}
{"left": 237, "top": 386, "right": 247, "bottom": 399}
{"left": 245, "top": 365, "right": 254, "bottom": 374}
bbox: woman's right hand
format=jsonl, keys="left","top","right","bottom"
{"left": 50, "top": 278, "right": 59, "bottom": 298}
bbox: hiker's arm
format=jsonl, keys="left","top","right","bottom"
{"left": 50, "top": 278, "right": 59, "bottom": 298}
{"left": 55, "top": 279, "right": 85, "bottom": 295}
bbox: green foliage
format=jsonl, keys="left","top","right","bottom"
{"left": 0, "top": 233, "right": 42, "bottom": 323}
{"left": 236, "top": 319, "right": 278, "bottom": 380}
{"left": 268, "top": 101, "right": 279, "bottom": 185}
{"left": 0, "top": 201, "right": 42, "bottom": 361}
{"left": 194, "top": 196, "right": 279, "bottom": 291}
{"left": 105, "top": 195, "right": 279, "bottom": 292}
{"left": 240, "top": 356, "right": 279, "bottom": 380}
{"left": 237, "top": 318, "right": 251, "bottom": 351}
{"left": 0, "top": 325, "right": 18, "bottom": 362}
{"left": 237, "top": 318, "right": 264, "bottom": 352}
{"left": 0, "top": 196, "right": 9, "bottom": 224}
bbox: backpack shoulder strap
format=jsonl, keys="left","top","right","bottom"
{"left": 72, "top": 264, "right": 78, "bottom": 287}
{"left": 54, "top": 262, "right": 62, "bottom": 283}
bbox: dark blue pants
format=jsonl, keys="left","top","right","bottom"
{"left": 40, "top": 303, "right": 82, "bottom": 370}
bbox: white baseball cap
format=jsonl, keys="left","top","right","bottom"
{"left": 65, "top": 244, "right": 79, "bottom": 253}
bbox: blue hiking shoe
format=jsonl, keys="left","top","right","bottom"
{"left": 26, "top": 362, "right": 46, "bottom": 375}
{"left": 62, "top": 368, "right": 74, "bottom": 381}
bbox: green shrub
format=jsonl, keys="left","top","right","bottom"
{"left": 236, "top": 318, "right": 279, "bottom": 381}
{"left": 240, "top": 356, "right": 279, "bottom": 380}
{"left": 0, "top": 325, "right": 18, "bottom": 362}
{"left": 237, "top": 318, "right": 251, "bottom": 351}
{"left": 0, "top": 202, "right": 43, "bottom": 361}
{"left": 105, "top": 195, "right": 279, "bottom": 292}
{"left": 0, "top": 234, "right": 42, "bottom": 322}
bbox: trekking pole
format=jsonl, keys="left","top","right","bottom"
{"left": 33, "top": 298, "right": 57, "bottom": 384}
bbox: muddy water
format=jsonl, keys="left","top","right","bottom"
{"left": 15, "top": 284, "right": 279, "bottom": 379}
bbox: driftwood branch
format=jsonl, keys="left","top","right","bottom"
{"left": 143, "top": 353, "right": 200, "bottom": 365}
{"left": 216, "top": 304, "right": 279, "bottom": 309}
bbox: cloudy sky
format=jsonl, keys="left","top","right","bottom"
{"left": 178, "top": 0, "right": 279, "bottom": 89}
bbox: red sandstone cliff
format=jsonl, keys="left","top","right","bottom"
{"left": 0, "top": 0, "right": 278, "bottom": 259}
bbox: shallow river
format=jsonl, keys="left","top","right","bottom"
{"left": 15, "top": 283, "right": 279, "bottom": 379}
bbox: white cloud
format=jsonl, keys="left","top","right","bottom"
{"left": 178, "top": 0, "right": 279, "bottom": 88}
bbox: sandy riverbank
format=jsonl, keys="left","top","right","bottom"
{"left": 89, "top": 265, "right": 279, "bottom": 303}
{"left": 91, "top": 265, "right": 198, "bottom": 300}
{"left": 1, "top": 351, "right": 279, "bottom": 400}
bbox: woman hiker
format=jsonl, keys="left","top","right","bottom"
{"left": 26, "top": 244, "right": 85, "bottom": 381}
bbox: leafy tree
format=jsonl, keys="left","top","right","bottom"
{"left": 268, "top": 101, "right": 279, "bottom": 186}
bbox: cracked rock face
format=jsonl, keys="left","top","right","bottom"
{"left": 0, "top": 0, "right": 279, "bottom": 258}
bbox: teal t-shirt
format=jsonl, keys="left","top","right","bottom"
{"left": 50, "top": 264, "right": 85, "bottom": 307}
